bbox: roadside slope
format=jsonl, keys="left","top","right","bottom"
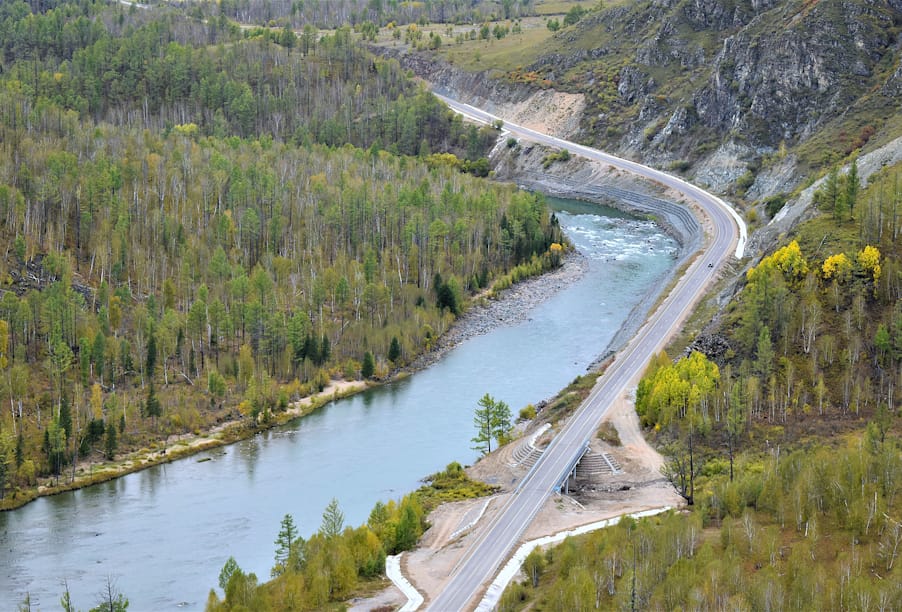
{"left": 396, "top": 96, "right": 742, "bottom": 611}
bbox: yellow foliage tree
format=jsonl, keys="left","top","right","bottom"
{"left": 238, "top": 343, "right": 255, "bottom": 390}
{"left": 822, "top": 252, "right": 852, "bottom": 281}
{"left": 109, "top": 295, "right": 122, "bottom": 333}
{"left": 857, "top": 245, "right": 881, "bottom": 286}
{"left": 769, "top": 240, "right": 809, "bottom": 284}
{"left": 90, "top": 383, "right": 104, "bottom": 420}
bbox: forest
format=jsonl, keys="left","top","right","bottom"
{"left": 0, "top": 0, "right": 566, "bottom": 506}
{"left": 194, "top": 0, "right": 538, "bottom": 29}
{"left": 499, "top": 158, "right": 902, "bottom": 608}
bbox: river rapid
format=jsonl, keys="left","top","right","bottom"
{"left": 0, "top": 198, "right": 678, "bottom": 610}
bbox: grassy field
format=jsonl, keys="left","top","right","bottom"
{"left": 371, "top": 1, "right": 613, "bottom": 73}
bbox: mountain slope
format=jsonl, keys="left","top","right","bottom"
{"left": 529, "top": 0, "right": 899, "bottom": 186}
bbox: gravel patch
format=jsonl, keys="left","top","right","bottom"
{"left": 405, "top": 252, "right": 589, "bottom": 371}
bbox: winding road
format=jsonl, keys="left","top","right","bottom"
{"left": 427, "top": 95, "right": 745, "bottom": 611}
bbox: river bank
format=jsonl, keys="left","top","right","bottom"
{"left": 406, "top": 249, "right": 589, "bottom": 372}
{"left": 1, "top": 173, "right": 686, "bottom": 610}
{"left": 1, "top": 249, "right": 590, "bottom": 512}
{"left": 3, "top": 158, "right": 695, "bottom": 514}
{"left": 0, "top": 379, "right": 369, "bottom": 512}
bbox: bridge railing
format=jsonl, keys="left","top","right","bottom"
{"left": 553, "top": 439, "right": 590, "bottom": 494}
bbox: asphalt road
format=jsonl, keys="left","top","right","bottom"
{"left": 427, "top": 95, "right": 744, "bottom": 611}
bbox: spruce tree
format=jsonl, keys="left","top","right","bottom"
{"left": 388, "top": 336, "right": 401, "bottom": 363}
{"left": 105, "top": 422, "right": 118, "bottom": 460}
{"left": 272, "top": 514, "right": 299, "bottom": 576}
{"left": 361, "top": 351, "right": 375, "bottom": 379}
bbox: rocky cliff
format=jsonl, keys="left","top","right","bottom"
{"left": 542, "top": 0, "right": 901, "bottom": 195}
{"left": 380, "top": 0, "right": 902, "bottom": 203}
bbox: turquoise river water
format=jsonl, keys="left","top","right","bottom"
{"left": 0, "top": 198, "right": 678, "bottom": 609}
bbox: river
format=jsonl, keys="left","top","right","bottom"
{"left": 0, "top": 198, "right": 678, "bottom": 610}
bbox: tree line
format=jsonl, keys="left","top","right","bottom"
{"left": 1, "top": 2, "right": 501, "bottom": 160}
{"left": 209, "top": 0, "right": 537, "bottom": 29}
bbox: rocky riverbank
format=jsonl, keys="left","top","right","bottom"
{"left": 406, "top": 250, "right": 589, "bottom": 372}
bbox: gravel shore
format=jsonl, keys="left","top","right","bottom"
{"left": 406, "top": 251, "right": 589, "bottom": 371}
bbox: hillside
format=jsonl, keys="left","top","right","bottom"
{"left": 378, "top": 0, "right": 901, "bottom": 203}
{"left": 497, "top": 159, "right": 902, "bottom": 610}
{"left": 360, "top": 2, "right": 902, "bottom": 610}
{"left": 0, "top": 1, "right": 568, "bottom": 509}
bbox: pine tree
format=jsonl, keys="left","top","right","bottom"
{"left": 144, "top": 382, "right": 161, "bottom": 420}
{"left": 471, "top": 393, "right": 511, "bottom": 455}
{"left": 321, "top": 498, "right": 345, "bottom": 538}
{"left": 361, "top": 351, "right": 375, "bottom": 379}
{"left": 145, "top": 331, "right": 157, "bottom": 378}
{"left": 319, "top": 334, "right": 331, "bottom": 365}
{"left": 272, "top": 514, "right": 298, "bottom": 576}
{"left": 105, "top": 422, "right": 117, "bottom": 460}
{"left": 388, "top": 336, "right": 401, "bottom": 363}
{"left": 845, "top": 157, "right": 859, "bottom": 219}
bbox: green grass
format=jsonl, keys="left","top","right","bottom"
{"left": 414, "top": 461, "right": 499, "bottom": 512}
{"left": 534, "top": 0, "right": 599, "bottom": 16}
{"left": 543, "top": 374, "right": 599, "bottom": 425}
{"left": 438, "top": 19, "right": 555, "bottom": 72}
{"left": 596, "top": 421, "right": 621, "bottom": 445}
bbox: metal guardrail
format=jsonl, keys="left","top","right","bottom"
{"left": 553, "top": 439, "right": 590, "bottom": 494}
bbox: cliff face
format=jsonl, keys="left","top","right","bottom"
{"left": 379, "top": 0, "right": 900, "bottom": 199}
{"left": 539, "top": 0, "right": 900, "bottom": 194}
{"left": 690, "top": 0, "right": 896, "bottom": 142}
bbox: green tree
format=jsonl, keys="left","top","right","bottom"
{"left": 845, "top": 157, "right": 859, "bottom": 218}
{"left": 471, "top": 393, "right": 512, "bottom": 455}
{"left": 49, "top": 339, "right": 74, "bottom": 408}
{"left": 436, "top": 278, "right": 459, "bottom": 314}
{"left": 361, "top": 351, "right": 375, "bottom": 379}
{"left": 105, "top": 421, "right": 117, "bottom": 460}
{"left": 819, "top": 166, "right": 841, "bottom": 218}
{"left": 321, "top": 498, "right": 345, "bottom": 538}
{"left": 144, "top": 382, "right": 161, "bottom": 420}
{"left": 756, "top": 326, "right": 774, "bottom": 377}
{"left": 875, "top": 323, "right": 891, "bottom": 366}
{"left": 273, "top": 513, "right": 299, "bottom": 577}
{"left": 218, "top": 556, "right": 240, "bottom": 591}
{"left": 208, "top": 369, "right": 226, "bottom": 397}
{"left": 145, "top": 331, "right": 157, "bottom": 379}
{"left": 92, "top": 331, "right": 106, "bottom": 383}
{"left": 564, "top": 5, "right": 586, "bottom": 26}
{"left": 523, "top": 548, "right": 546, "bottom": 587}
{"left": 319, "top": 334, "right": 331, "bottom": 365}
{"left": 393, "top": 497, "right": 423, "bottom": 552}
{"left": 0, "top": 436, "right": 9, "bottom": 500}
{"left": 388, "top": 336, "right": 402, "bottom": 363}
{"left": 725, "top": 382, "right": 745, "bottom": 481}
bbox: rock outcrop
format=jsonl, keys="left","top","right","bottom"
{"left": 545, "top": 0, "right": 901, "bottom": 197}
